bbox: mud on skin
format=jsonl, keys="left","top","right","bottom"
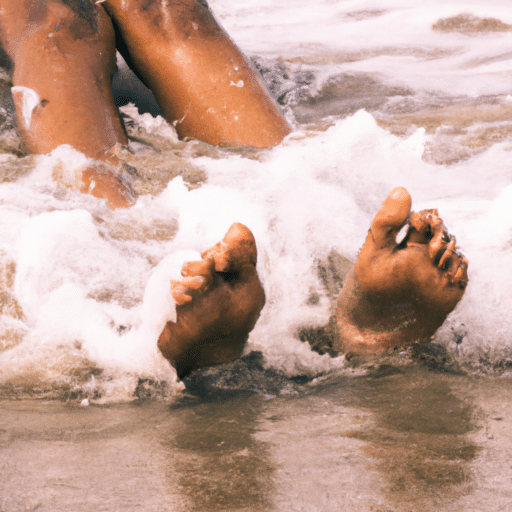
{"left": 336, "top": 187, "right": 468, "bottom": 355}
{"left": 157, "top": 223, "right": 266, "bottom": 379}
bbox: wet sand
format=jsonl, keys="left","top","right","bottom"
{"left": 2, "top": 365, "right": 512, "bottom": 511}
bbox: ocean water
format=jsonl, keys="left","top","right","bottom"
{"left": 2, "top": 0, "right": 512, "bottom": 401}
{"left": 1, "top": 1, "right": 512, "bottom": 509}
{"left": 0, "top": 0, "right": 512, "bottom": 402}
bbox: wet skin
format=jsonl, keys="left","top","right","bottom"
{"left": 0, "top": 6, "right": 466, "bottom": 366}
{"left": 102, "top": 0, "right": 291, "bottom": 148}
{"left": 157, "top": 223, "right": 265, "bottom": 379}
{"left": 0, "top": 0, "right": 290, "bottom": 208}
{"left": 0, "top": 0, "right": 136, "bottom": 208}
{"left": 336, "top": 187, "right": 469, "bottom": 354}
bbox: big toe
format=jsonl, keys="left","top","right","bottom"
{"left": 224, "top": 223, "right": 256, "bottom": 247}
{"left": 221, "top": 223, "right": 258, "bottom": 269}
{"left": 370, "top": 187, "right": 412, "bottom": 248}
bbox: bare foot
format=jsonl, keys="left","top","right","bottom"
{"left": 335, "top": 187, "right": 468, "bottom": 354}
{"left": 158, "top": 223, "right": 265, "bottom": 378}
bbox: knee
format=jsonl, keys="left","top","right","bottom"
{"left": 6, "top": 0, "right": 114, "bottom": 64}
{"left": 12, "top": 2, "right": 116, "bottom": 80}
{"left": 40, "top": 1, "right": 114, "bottom": 47}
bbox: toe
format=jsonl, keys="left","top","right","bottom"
{"left": 182, "top": 258, "right": 214, "bottom": 278}
{"left": 450, "top": 255, "right": 469, "bottom": 289}
{"left": 223, "top": 223, "right": 258, "bottom": 267}
{"left": 202, "top": 223, "right": 258, "bottom": 272}
{"left": 428, "top": 226, "right": 450, "bottom": 262}
{"left": 407, "top": 209, "right": 443, "bottom": 244}
{"left": 429, "top": 232, "right": 469, "bottom": 289}
{"left": 212, "top": 245, "right": 231, "bottom": 272}
{"left": 170, "top": 281, "right": 193, "bottom": 306}
{"left": 370, "top": 187, "right": 412, "bottom": 249}
{"left": 224, "top": 223, "right": 254, "bottom": 243}
{"left": 437, "top": 237, "right": 456, "bottom": 270}
{"left": 181, "top": 260, "right": 213, "bottom": 292}
{"left": 181, "top": 275, "right": 207, "bottom": 291}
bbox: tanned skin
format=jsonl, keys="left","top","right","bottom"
{"left": 0, "top": 0, "right": 290, "bottom": 208}
{"left": 102, "top": 0, "right": 291, "bottom": 148}
{"left": 157, "top": 223, "right": 265, "bottom": 379}
{"left": 157, "top": 189, "right": 469, "bottom": 377}
{"left": 0, "top": 0, "right": 136, "bottom": 208}
{"left": 336, "top": 187, "right": 468, "bottom": 354}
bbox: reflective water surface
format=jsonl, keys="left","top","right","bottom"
{"left": 2, "top": 366, "right": 512, "bottom": 511}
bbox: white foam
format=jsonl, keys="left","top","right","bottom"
{"left": 3, "top": 217, "right": 207, "bottom": 401}
{"left": 3, "top": 105, "right": 512, "bottom": 398}
{"left": 11, "top": 86, "right": 40, "bottom": 130}
{"left": 119, "top": 103, "right": 179, "bottom": 141}
{"left": 3, "top": 0, "right": 512, "bottom": 400}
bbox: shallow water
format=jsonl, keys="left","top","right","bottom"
{"left": 2, "top": 0, "right": 512, "bottom": 397}
{"left": 2, "top": 366, "right": 512, "bottom": 511}
{"left": 2, "top": 0, "right": 512, "bottom": 509}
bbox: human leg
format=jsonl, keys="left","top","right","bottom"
{"left": 0, "top": 0, "right": 136, "bottom": 208}
{"left": 103, "top": 0, "right": 291, "bottom": 148}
